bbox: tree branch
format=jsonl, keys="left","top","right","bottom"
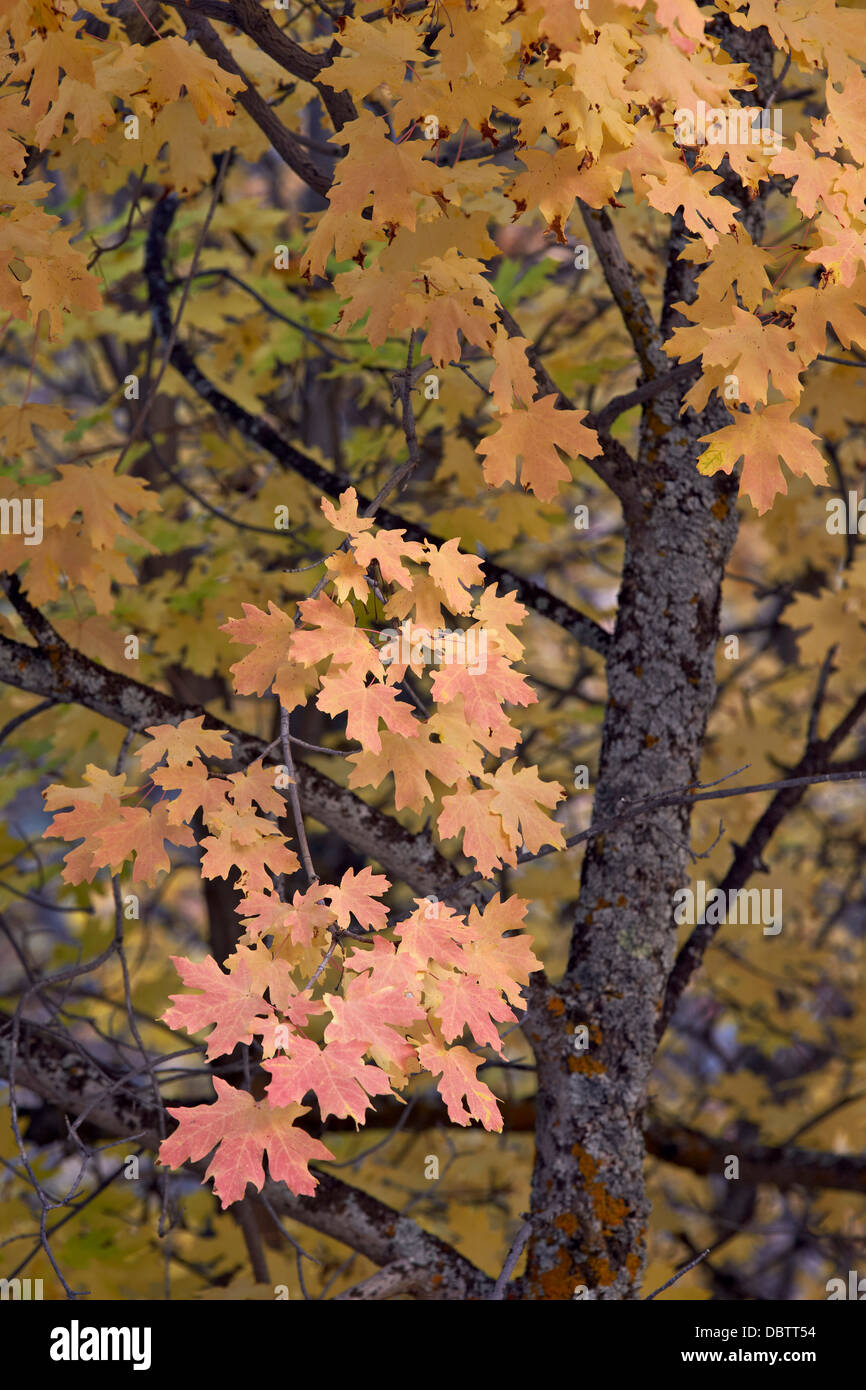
{"left": 579, "top": 201, "right": 668, "bottom": 377}
{"left": 5, "top": 1011, "right": 864, "bottom": 1202}
{"left": 0, "top": 1009, "right": 493, "bottom": 1298}
{"left": 0, "top": 577, "right": 482, "bottom": 909}
{"left": 182, "top": 12, "right": 333, "bottom": 195}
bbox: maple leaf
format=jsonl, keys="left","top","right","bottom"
{"left": 324, "top": 548, "right": 370, "bottom": 602}
{"left": 348, "top": 725, "right": 462, "bottom": 811}
{"left": 678, "top": 230, "right": 773, "bottom": 312}
{"left": 437, "top": 781, "right": 514, "bottom": 878}
{"left": 237, "top": 885, "right": 333, "bottom": 947}
{"left": 805, "top": 216, "right": 866, "bottom": 288}
{"left": 162, "top": 949, "right": 276, "bottom": 1059}
{"left": 42, "top": 770, "right": 196, "bottom": 885}
{"left": 43, "top": 765, "right": 130, "bottom": 814}
{"left": 416, "top": 1037, "right": 503, "bottom": 1131}
{"left": 472, "top": 584, "right": 527, "bottom": 661}
{"left": 20, "top": 225, "right": 102, "bottom": 338}
{"left": 92, "top": 803, "right": 197, "bottom": 885}
{"left": 46, "top": 457, "right": 160, "bottom": 548}
{"left": 488, "top": 333, "right": 538, "bottom": 412}
{"left": 351, "top": 528, "right": 425, "bottom": 588}
{"left": 143, "top": 36, "right": 244, "bottom": 126}
{"left": 324, "top": 111, "right": 445, "bottom": 235}
{"left": 779, "top": 275, "right": 866, "bottom": 361}
{"left": 770, "top": 133, "right": 847, "bottom": 220}
{"left": 476, "top": 394, "right": 601, "bottom": 502}
{"left": 429, "top": 652, "right": 536, "bottom": 745}
{"left": 265, "top": 1037, "right": 394, "bottom": 1123}
{"left": 137, "top": 716, "right": 233, "bottom": 771}
{"left": 697, "top": 404, "right": 828, "bottom": 514}
{"left": 160, "top": 1078, "right": 332, "bottom": 1208}
{"left": 200, "top": 828, "right": 299, "bottom": 895}
{"left": 0, "top": 403, "right": 70, "bottom": 454}
{"left": 422, "top": 538, "right": 483, "bottom": 614}
{"left": 668, "top": 306, "right": 805, "bottom": 409}
{"left": 322, "top": 16, "right": 422, "bottom": 94}
{"left": 483, "top": 759, "right": 566, "bottom": 855}
{"left": 425, "top": 969, "right": 515, "bottom": 1054}
{"left": 205, "top": 802, "right": 282, "bottom": 847}
{"left": 324, "top": 972, "right": 425, "bottom": 1077}
{"left": 222, "top": 603, "right": 316, "bottom": 711}
{"left": 43, "top": 790, "right": 127, "bottom": 884}
{"left": 226, "top": 759, "right": 286, "bottom": 818}
{"left": 461, "top": 894, "right": 542, "bottom": 1007}
{"left": 316, "top": 671, "right": 419, "bottom": 754}
{"left": 320, "top": 487, "right": 374, "bottom": 537}
{"left": 507, "top": 148, "right": 624, "bottom": 237}
{"left": 385, "top": 573, "right": 447, "bottom": 633}
{"left": 392, "top": 250, "right": 501, "bottom": 366}
{"left": 392, "top": 899, "right": 469, "bottom": 970}
{"left": 290, "top": 593, "right": 382, "bottom": 677}
{"left": 343, "top": 934, "right": 425, "bottom": 997}
{"left": 321, "top": 866, "right": 390, "bottom": 931}
{"left": 150, "top": 760, "right": 230, "bottom": 826}
{"left": 644, "top": 164, "right": 737, "bottom": 247}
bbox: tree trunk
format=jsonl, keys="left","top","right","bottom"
{"left": 524, "top": 387, "right": 740, "bottom": 1298}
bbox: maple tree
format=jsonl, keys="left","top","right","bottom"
{"left": 0, "top": 0, "right": 865, "bottom": 1305}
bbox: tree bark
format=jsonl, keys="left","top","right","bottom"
{"left": 523, "top": 377, "right": 740, "bottom": 1298}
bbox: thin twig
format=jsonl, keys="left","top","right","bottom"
{"left": 644, "top": 1248, "right": 711, "bottom": 1300}
{"left": 490, "top": 1218, "right": 533, "bottom": 1300}
{"left": 280, "top": 706, "right": 317, "bottom": 886}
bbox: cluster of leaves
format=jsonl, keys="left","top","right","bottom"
{"left": 42, "top": 490, "right": 556, "bottom": 1205}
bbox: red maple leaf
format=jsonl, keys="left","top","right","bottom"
{"left": 416, "top": 1036, "right": 503, "bottom": 1131}
{"left": 265, "top": 1036, "right": 394, "bottom": 1123}
{"left": 160, "top": 1078, "right": 333, "bottom": 1208}
{"left": 162, "top": 950, "right": 276, "bottom": 1059}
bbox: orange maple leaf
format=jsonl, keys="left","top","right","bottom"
{"left": 93, "top": 803, "right": 197, "bottom": 885}
{"left": 200, "top": 828, "right": 299, "bottom": 895}
{"left": 150, "top": 760, "right": 230, "bottom": 826}
{"left": 222, "top": 602, "right": 316, "bottom": 711}
{"left": 483, "top": 758, "right": 566, "bottom": 855}
{"left": 416, "top": 1037, "right": 503, "bottom": 1131}
{"left": 430, "top": 653, "right": 536, "bottom": 744}
{"left": 291, "top": 593, "right": 382, "bottom": 677}
{"left": 42, "top": 789, "right": 127, "bottom": 884}
{"left": 437, "top": 781, "right": 514, "bottom": 878}
{"left": 44, "top": 457, "right": 160, "bottom": 549}
{"left": 321, "top": 866, "right": 390, "bottom": 930}
{"left": 425, "top": 969, "right": 515, "bottom": 1054}
{"left": 422, "top": 537, "right": 484, "bottom": 614}
{"left": 137, "top": 716, "right": 233, "bottom": 771}
{"left": 320, "top": 486, "right": 374, "bottom": 537}
{"left": 316, "top": 671, "right": 419, "bottom": 753}
{"left": 392, "top": 899, "right": 469, "bottom": 970}
{"left": 351, "top": 527, "right": 425, "bottom": 587}
{"left": 461, "top": 894, "right": 542, "bottom": 1006}
{"left": 347, "top": 725, "right": 462, "bottom": 811}
{"left": 324, "top": 972, "right": 425, "bottom": 1077}
{"left": 475, "top": 394, "right": 601, "bottom": 501}
{"left": 225, "top": 759, "right": 286, "bottom": 818}
{"left": 697, "top": 403, "right": 828, "bottom": 514}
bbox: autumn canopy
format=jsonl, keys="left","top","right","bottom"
{"left": 0, "top": 0, "right": 865, "bottom": 1304}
